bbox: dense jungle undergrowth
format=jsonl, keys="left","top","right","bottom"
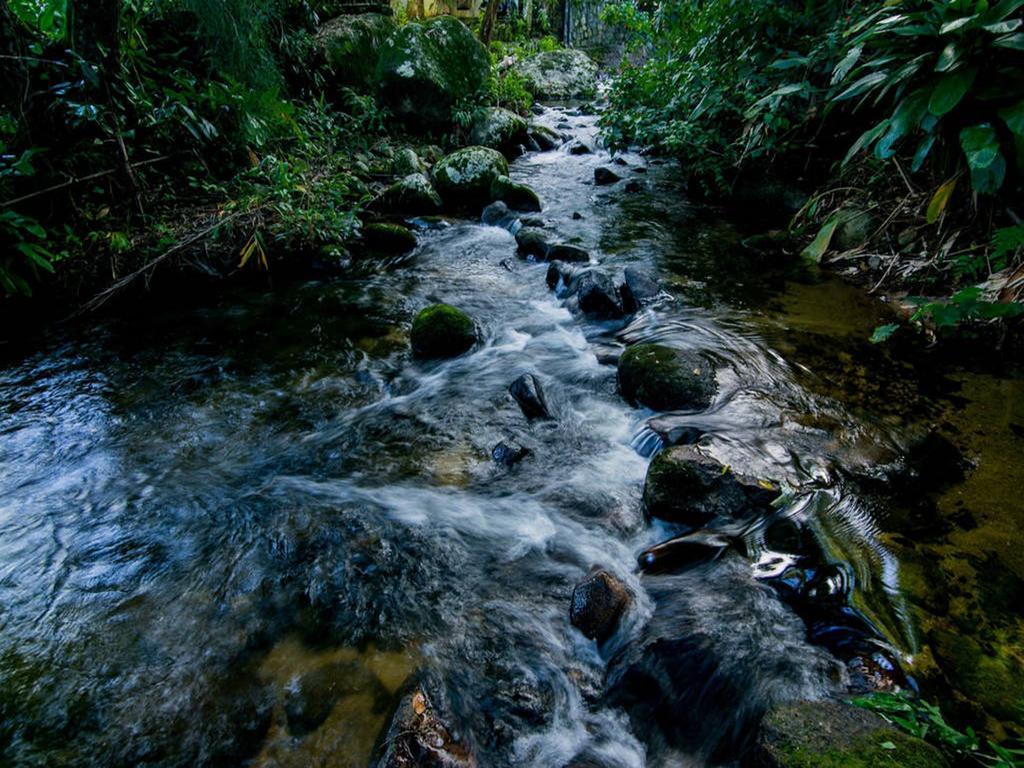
{"left": 601, "top": 0, "right": 1024, "bottom": 350}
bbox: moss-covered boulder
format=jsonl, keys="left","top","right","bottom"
{"left": 375, "top": 15, "right": 490, "bottom": 129}
{"left": 432, "top": 146, "right": 509, "bottom": 204}
{"left": 617, "top": 343, "right": 717, "bottom": 411}
{"left": 317, "top": 13, "right": 395, "bottom": 91}
{"left": 756, "top": 701, "right": 948, "bottom": 768}
{"left": 643, "top": 445, "right": 777, "bottom": 525}
{"left": 513, "top": 49, "right": 599, "bottom": 100}
{"left": 392, "top": 147, "right": 426, "bottom": 177}
{"left": 469, "top": 107, "right": 529, "bottom": 153}
{"left": 374, "top": 173, "right": 443, "bottom": 215}
{"left": 363, "top": 223, "right": 417, "bottom": 255}
{"left": 489, "top": 175, "right": 541, "bottom": 212}
{"left": 411, "top": 304, "right": 477, "bottom": 359}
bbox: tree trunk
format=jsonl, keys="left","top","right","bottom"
{"left": 479, "top": 0, "right": 501, "bottom": 44}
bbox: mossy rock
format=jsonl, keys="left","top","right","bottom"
{"left": 512, "top": 49, "right": 599, "bottom": 99}
{"left": 757, "top": 701, "right": 948, "bottom": 768}
{"left": 433, "top": 147, "right": 509, "bottom": 204}
{"left": 375, "top": 15, "right": 490, "bottom": 129}
{"left": 317, "top": 13, "right": 396, "bottom": 91}
{"left": 469, "top": 107, "right": 529, "bottom": 153}
{"left": 618, "top": 343, "right": 717, "bottom": 411}
{"left": 392, "top": 148, "right": 426, "bottom": 177}
{"left": 374, "top": 173, "right": 443, "bottom": 215}
{"left": 411, "top": 304, "right": 477, "bottom": 359}
{"left": 490, "top": 175, "right": 541, "bottom": 212}
{"left": 363, "top": 223, "right": 416, "bottom": 254}
{"left": 930, "top": 628, "right": 1024, "bottom": 725}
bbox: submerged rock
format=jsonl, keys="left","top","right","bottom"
{"left": 317, "top": 13, "right": 395, "bottom": 91}
{"left": 756, "top": 701, "right": 947, "bottom": 768}
{"left": 594, "top": 167, "right": 621, "bottom": 186}
{"left": 375, "top": 173, "right": 443, "bottom": 215}
{"left": 469, "top": 107, "right": 529, "bottom": 153}
{"left": 433, "top": 146, "right": 509, "bottom": 204}
{"left": 515, "top": 228, "right": 551, "bottom": 260}
{"left": 492, "top": 441, "right": 530, "bottom": 467}
{"left": 617, "top": 343, "right": 716, "bottom": 411}
{"left": 363, "top": 222, "right": 417, "bottom": 254}
{"left": 411, "top": 304, "right": 477, "bottom": 359}
{"left": 529, "top": 124, "right": 562, "bottom": 151}
{"left": 546, "top": 243, "right": 590, "bottom": 263}
{"left": 375, "top": 15, "right": 490, "bottom": 129}
{"left": 481, "top": 200, "right": 519, "bottom": 230}
{"left": 570, "top": 568, "right": 631, "bottom": 642}
{"left": 373, "top": 687, "right": 477, "bottom": 768}
{"left": 490, "top": 175, "right": 542, "bottom": 212}
{"left": 619, "top": 267, "right": 661, "bottom": 312}
{"left": 513, "top": 49, "right": 599, "bottom": 100}
{"left": 570, "top": 271, "right": 623, "bottom": 318}
{"left": 509, "top": 373, "right": 552, "bottom": 421}
{"left": 642, "top": 445, "right": 777, "bottom": 526}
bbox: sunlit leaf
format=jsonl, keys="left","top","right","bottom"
{"left": 801, "top": 216, "right": 841, "bottom": 263}
{"left": 926, "top": 177, "right": 958, "bottom": 224}
{"left": 870, "top": 323, "right": 900, "bottom": 343}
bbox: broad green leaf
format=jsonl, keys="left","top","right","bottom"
{"left": 936, "top": 42, "right": 960, "bottom": 72}
{"left": 969, "top": 151, "right": 1006, "bottom": 193}
{"left": 960, "top": 123, "right": 1001, "bottom": 170}
{"left": 998, "top": 100, "right": 1024, "bottom": 135}
{"left": 939, "top": 17, "right": 977, "bottom": 35}
{"left": 844, "top": 119, "right": 890, "bottom": 164}
{"left": 926, "top": 177, "right": 958, "bottom": 224}
{"left": 834, "top": 71, "right": 888, "bottom": 102}
{"left": 912, "top": 135, "right": 937, "bottom": 172}
{"left": 769, "top": 56, "right": 809, "bottom": 70}
{"left": 984, "top": 19, "right": 1022, "bottom": 34}
{"left": 928, "top": 67, "right": 977, "bottom": 115}
{"left": 870, "top": 323, "right": 900, "bottom": 343}
{"left": 832, "top": 45, "right": 863, "bottom": 85}
{"left": 801, "top": 217, "right": 841, "bottom": 263}
{"left": 994, "top": 33, "right": 1024, "bottom": 49}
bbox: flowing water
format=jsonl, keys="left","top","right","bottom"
{"left": 1, "top": 106, "right": 1022, "bottom": 767}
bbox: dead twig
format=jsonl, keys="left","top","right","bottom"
{"left": 0, "top": 156, "right": 170, "bottom": 208}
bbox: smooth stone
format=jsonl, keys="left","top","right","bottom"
{"left": 363, "top": 222, "right": 417, "bottom": 254}
{"left": 570, "top": 271, "right": 623, "bottom": 318}
{"left": 624, "top": 179, "right": 642, "bottom": 193}
{"left": 490, "top": 174, "right": 542, "bottom": 212}
{"left": 529, "top": 124, "right": 562, "bottom": 151}
{"left": 392, "top": 147, "right": 426, "bottom": 177}
{"left": 433, "top": 146, "right": 509, "bottom": 203}
{"left": 545, "top": 260, "right": 574, "bottom": 291}
{"left": 569, "top": 567, "right": 630, "bottom": 641}
{"left": 509, "top": 373, "right": 551, "bottom": 420}
{"left": 546, "top": 243, "right": 590, "bottom": 263}
{"left": 492, "top": 441, "right": 530, "bottom": 467}
{"left": 617, "top": 343, "right": 716, "bottom": 411}
{"left": 568, "top": 141, "right": 593, "bottom": 155}
{"left": 515, "top": 228, "right": 551, "bottom": 260}
{"left": 374, "top": 173, "right": 443, "bottom": 215}
{"left": 410, "top": 304, "right": 477, "bottom": 359}
{"left": 637, "top": 530, "right": 733, "bottom": 574}
{"left": 594, "top": 167, "right": 621, "bottom": 185}
{"left": 619, "top": 267, "right": 661, "bottom": 312}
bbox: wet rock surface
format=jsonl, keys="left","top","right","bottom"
{"left": 410, "top": 304, "right": 477, "bottom": 359}
{"left": 515, "top": 227, "right": 550, "bottom": 260}
{"left": 469, "top": 107, "right": 529, "bottom": 154}
{"left": 373, "top": 687, "right": 477, "bottom": 768}
{"left": 619, "top": 267, "right": 661, "bottom": 312}
{"left": 570, "top": 270, "right": 623, "bottom": 318}
{"left": 593, "top": 167, "right": 621, "bottom": 186}
{"left": 617, "top": 343, "right": 717, "bottom": 411}
{"left": 569, "top": 568, "right": 630, "bottom": 641}
{"left": 433, "top": 146, "right": 509, "bottom": 205}
{"left": 375, "top": 173, "right": 443, "bottom": 215}
{"left": 490, "top": 175, "right": 542, "bottom": 212}
{"left": 363, "top": 223, "right": 417, "bottom": 255}
{"left": 509, "top": 373, "right": 552, "bottom": 421}
{"left": 513, "top": 49, "right": 599, "bottom": 100}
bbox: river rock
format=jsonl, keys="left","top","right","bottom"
{"left": 756, "top": 701, "right": 948, "bottom": 768}
{"left": 469, "top": 107, "right": 529, "bottom": 153}
{"left": 372, "top": 687, "right": 477, "bottom": 768}
{"left": 624, "top": 179, "right": 643, "bottom": 194}
{"left": 594, "top": 167, "right": 621, "bottom": 186}
{"left": 515, "top": 228, "right": 551, "bottom": 260}
{"left": 433, "top": 146, "right": 509, "bottom": 204}
{"left": 643, "top": 445, "right": 777, "bottom": 526}
{"left": 617, "top": 343, "right": 716, "bottom": 411}
{"left": 363, "top": 222, "right": 417, "bottom": 254}
{"left": 619, "top": 267, "right": 661, "bottom": 312}
{"left": 317, "top": 13, "right": 395, "bottom": 91}
{"left": 546, "top": 260, "right": 575, "bottom": 291}
{"left": 571, "top": 271, "right": 623, "bottom": 318}
{"left": 375, "top": 15, "right": 490, "bottom": 129}
{"left": 509, "top": 373, "right": 551, "bottom": 420}
{"left": 393, "top": 148, "right": 426, "bottom": 177}
{"left": 490, "top": 175, "right": 542, "bottom": 212}
{"left": 513, "top": 49, "right": 599, "bottom": 100}
{"left": 481, "top": 201, "right": 519, "bottom": 230}
{"left": 547, "top": 243, "right": 590, "bottom": 263}
{"left": 492, "top": 441, "right": 530, "bottom": 467}
{"left": 568, "top": 141, "right": 593, "bottom": 155}
{"left": 637, "top": 530, "right": 732, "bottom": 574}
{"left": 375, "top": 173, "right": 443, "bottom": 215}
{"left": 569, "top": 568, "right": 630, "bottom": 642}
{"left": 411, "top": 304, "right": 477, "bottom": 359}
{"left": 529, "top": 124, "right": 561, "bottom": 151}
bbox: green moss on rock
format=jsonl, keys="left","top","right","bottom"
{"left": 469, "top": 107, "right": 529, "bottom": 152}
{"left": 433, "top": 147, "right": 509, "bottom": 204}
{"left": 317, "top": 14, "right": 395, "bottom": 91}
{"left": 374, "top": 173, "right": 443, "bottom": 215}
{"left": 411, "top": 304, "right": 477, "bottom": 359}
{"left": 513, "top": 49, "right": 599, "bottom": 99}
{"left": 618, "top": 343, "right": 717, "bottom": 411}
{"left": 375, "top": 16, "right": 489, "bottom": 129}
{"left": 758, "top": 701, "right": 948, "bottom": 768}
{"left": 490, "top": 175, "right": 541, "bottom": 212}
{"left": 363, "top": 223, "right": 416, "bottom": 254}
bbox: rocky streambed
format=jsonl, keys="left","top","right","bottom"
{"left": 0, "top": 102, "right": 1021, "bottom": 767}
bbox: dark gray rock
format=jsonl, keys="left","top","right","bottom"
{"left": 372, "top": 686, "right": 476, "bottom": 768}
{"left": 636, "top": 530, "right": 733, "bottom": 574}
{"left": 619, "top": 267, "right": 661, "bottom": 312}
{"left": 545, "top": 260, "right": 574, "bottom": 291}
{"left": 492, "top": 441, "right": 530, "bottom": 467}
{"left": 568, "top": 141, "right": 593, "bottom": 155}
{"left": 594, "top": 167, "right": 621, "bottom": 185}
{"left": 570, "top": 271, "right": 624, "bottom": 318}
{"left": 624, "top": 179, "right": 642, "bottom": 193}
{"left": 617, "top": 344, "right": 716, "bottom": 411}
{"left": 547, "top": 243, "right": 590, "bottom": 263}
{"left": 509, "top": 373, "right": 551, "bottom": 420}
{"left": 529, "top": 124, "right": 562, "bottom": 151}
{"left": 569, "top": 568, "right": 630, "bottom": 641}
{"left": 515, "top": 228, "right": 551, "bottom": 260}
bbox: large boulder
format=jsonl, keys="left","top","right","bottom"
{"left": 393, "top": 147, "right": 426, "bottom": 177}
{"left": 620, "top": 267, "right": 661, "bottom": 312}
{"left": 375, "top": 173, "right": 443, "bottom": 214}
{"left": 513, "top": 49, "right": 599, "bottom": 100}
{"left": 570, "top": 568, "right": 631, "bottom": 642}
{"left": 411, "top": 304, "right": 478, "bottom": 359}
{"left": 571, "top": 271, "right": 623, "bottom": 318}
{"left": 375, "top": 15, "right": 490, "bottom": 129}
{"left": 469, "top": 107, "right": 529, "bottom": 153}
{"left": 318, "top": 13, "right": 395, "bottom": 91}
{"left": 617, "top": 343, "right": 717, "bottom": 411}
{"left": 433, "top": 146, "right": 509, "bottom": 205}
{"left": 515, "top": 228, "right": 551, "bottom": 260}
{"left": 642, "top": 445, "right": 777, "bottom": 526}
{"left": 489, "top": 175, "right": 542, "bottom": 212}
{"left": 756, "top": 701, "right": 947, "bottom": 768}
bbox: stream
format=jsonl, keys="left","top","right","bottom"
{"left": 1, "top": 105, "right": 1022, "bottom": 767}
